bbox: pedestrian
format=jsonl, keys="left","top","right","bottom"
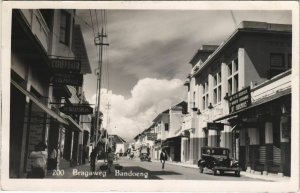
{"left": 29, "top": 142, "right": 48, "bottom": 178}
{"left": 160, "top": 148, "right": 168, "bottom": 170}
{"left": 107, "top": 147, "right": 114, "bottom": 174}
{"left": 90, "top": 147, "right": 98, "bottom": 171}
{"left": 48, "top": 147, "right": 57, "bottom": 172}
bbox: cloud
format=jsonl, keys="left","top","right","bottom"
{"left": 89, "top": 78, "right": 186, "bottom": 141}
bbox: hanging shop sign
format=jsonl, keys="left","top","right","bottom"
{"left": 49, "top": 58, "right": 81, "bottom": 73}
{"left": 207, "top": 122, "right": 224, "bottom": 130}
{"left": 60, "top": 105, "right": 93, "bottom": 115}
{"left": 146, "top": 133, "right": 157, "bottom": 141}
{"left": 51, "top": 73, "right": 83, "bottom": 86}
{"left": 228, "top": 86, "right": 251, "bottom": 113}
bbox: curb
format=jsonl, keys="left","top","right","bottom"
{"left": 151, "top": 159, "right": 289, "bottom": 181}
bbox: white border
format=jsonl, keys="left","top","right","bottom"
{"left": 1, "top": 1, "right": 299, "bottom": 192}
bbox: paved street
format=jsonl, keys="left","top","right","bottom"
{"left": 47, "top": 157, "right": 267, "bottom": 181}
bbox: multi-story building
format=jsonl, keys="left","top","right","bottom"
{"left": 182, "top": 21, "right": 291, "bottom": 176}
{"left": 147, "top": 101, "right": 187, "bottom": 161}
{"left": 10, "top": 9, "right": 91, "bottom": 178}
{"left": 134, "top": 124, "right": 156, "bottom": 158}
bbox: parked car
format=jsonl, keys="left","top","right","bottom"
{"left": 197, "top": 147, "right": 240, "bottom": 177}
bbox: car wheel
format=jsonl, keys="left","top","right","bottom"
{"left": 199, "top": 166, "right": 204, "bottom": 173}
{"left": 220, "top": 170, "right": 224, "bottom": 175}
{"left": 213, "top": 169, "right": 217, "bottom": 176}
{"left": 235, "top": 171, "right": 240, "bottom": 177}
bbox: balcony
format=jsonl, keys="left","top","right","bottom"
{"left": 20, "top": 10, "right": 50, "bottom": 53}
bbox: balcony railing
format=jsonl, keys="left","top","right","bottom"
{"left": 20, "top": 10, "right": 50, "bottom": 52}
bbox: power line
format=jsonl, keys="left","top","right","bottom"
{"left": 95, "top": 10, "right": 100, "bottom": 35}
{"left": 89, "top": 10, "right": 96, "bottom": 38}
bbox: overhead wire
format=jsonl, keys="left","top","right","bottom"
{"left": 95, "top": 10, "right": 101, "bottom": 35}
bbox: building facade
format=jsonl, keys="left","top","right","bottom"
{"left": 182, "top": 21, "right": 291, "bottom": 176}
{"left": 10, "top": 9, "right": 91, "bottom": 178}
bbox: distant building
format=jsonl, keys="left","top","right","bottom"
{"left": 136, "top": 101, "right": 187, "bottom": 161}
{"left": 182, "top": 21, "right": 291, "bottom": 176}
{"left": 109, "top": 134, "right": 128, "bottom": 156}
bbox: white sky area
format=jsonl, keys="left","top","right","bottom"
{"left": 76, "top": 10, "right": 291, "bottom": 142}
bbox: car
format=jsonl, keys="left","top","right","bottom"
{"left": 197, "top": 147, "right": 241, "bottom": 177}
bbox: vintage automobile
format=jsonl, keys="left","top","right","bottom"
{"left": 140, "top": 146, "right": 151, "bottom": 162}
{"left": 197, "top": 147, "right": 241, "bottom": 177}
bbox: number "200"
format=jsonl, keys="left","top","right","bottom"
{"left": 52, "top": 170, "right": 64, "bottom": 176}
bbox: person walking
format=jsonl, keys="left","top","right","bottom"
{"left": 29, "top": 142, "right": 48, "bottom": 178}
{"left": 160, "top": 148, "right": 168, "bottom": 170}
{"left": 48, "top": 147, "right": 57, "bottom": 171}
{"left": 90, "top": 147, "right": 98, "bottom": 171}
{"left": 107, "top": 147, "right": 115, "bottom": 174}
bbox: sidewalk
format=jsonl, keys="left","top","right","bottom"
{"left": 151, "top": 159, "right": 290, "bottom": 182}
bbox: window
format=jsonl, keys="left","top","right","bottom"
{"left": 234, "top": 74, "right": 239, "bottom": 93}
{"left": 165, "top": 123, "right": 169, "bottom": 131}
{"left": 213, "top": 71, "right": 222, "bottom": 104}
{"left": 202, "top": 80, "right": 209, "bottom": 110}
{"left": 192, "top": 91, "right": 196, "bottom": 108}
{"left": 213, "top": 88, "right": 217, "bottom": 104}
{"left": 228, "top": 63, "right": 232, "bottom": 75}
{"left": 234, "top": 58, "right": 238, "bottom": 72}
{"left": 228, "top": 78, "right": 232, "bottom": 95}
{"left": 218, "top": 86, "right": 221, "bottom": 102}
{"left": 60, "top": 11, "right": 71, "bottom": 45}
{"left": 228, "top": 59, "right": 239, "bottom": 95}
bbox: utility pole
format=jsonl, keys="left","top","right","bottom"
{"left": 104, "top": 101, "right": 111, "bottom": 151}
{"left": 94, "top": 28, "right": 109, "bottom": 148}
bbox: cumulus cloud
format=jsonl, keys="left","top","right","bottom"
{"left": 90, "top": 78, "right": 186, "bottom": 141}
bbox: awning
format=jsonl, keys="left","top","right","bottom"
{"left": 11, "top": 80, "right": 68, "bottom": 125}
{"left": 214, "top": 88, "right": 291, "bottom": 122}
{"left": 63, "top": 115, "right": 83, "bottom": 132}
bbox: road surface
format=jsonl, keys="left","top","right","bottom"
{"left": 48, "top": 157, "right": 268, "bottom": 181}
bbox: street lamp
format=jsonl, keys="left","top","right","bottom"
{"left": 208, "top": 103, "right": 214, "bottom": 109}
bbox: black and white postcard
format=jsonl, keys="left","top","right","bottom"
{"left": 1, "top": 1, "right": 299, "bottom": 192}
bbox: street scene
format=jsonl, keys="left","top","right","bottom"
{"left": 6, "top": 7, "right": 293, "bottom": 183}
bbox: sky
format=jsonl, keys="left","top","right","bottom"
{"left": 75, "top": 10, "right": 291, "bottom": 142}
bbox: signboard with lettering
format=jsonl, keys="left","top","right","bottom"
{"left": 146, "top": 133, "right": 157, "bottom": 141}
{"left": 51, "top": 73, "right": 83, "bottom": 86}
{"left": 60, "top": 105, "right": 93, "bottom": 115}
{"left": 228, "top": 86, "right": 251, "bottom": 113}
{"left": 50, "top": 58, "right": 81, "bottom": 73}
{"left": 207, "top": 122, "right": 224, "bottom": 130}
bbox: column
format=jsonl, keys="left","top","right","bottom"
{"left": 279, "top": 115, "right": 290, "bottom": 176}
{"left": 238, "top": 48, "right": 245, "bottom": 89}
{"left": 208, "top": 130, "right": 218, "bottom": 147}
{"left": 264, "top": 122, "right": 273, "bottom": 175}
{"left": 189, "top": 130, "right": 194, "bottom": 164}
{"left": 248, "top": 127, "right": 260, "bottom": 173}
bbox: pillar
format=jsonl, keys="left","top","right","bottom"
{"left": 189, "top": 131, "right": 194, "bottom": 164}
{"left": 279, "top": 115, "right": 291, "bottom": 176}
{"left": 181, "top": 137, "right": 188, "bottom": 162}
{"left": 208, "top": 130, "right": 218, "bottom": 147}
{"left": 248, "top": 127, "right": 260, "bottom": 173}
{"left": 264, "top": 122, "right": 273, "bottom": 175}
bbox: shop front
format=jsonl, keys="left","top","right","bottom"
{"left": 215, "top": 88, "right": 291, "bottom": 176}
